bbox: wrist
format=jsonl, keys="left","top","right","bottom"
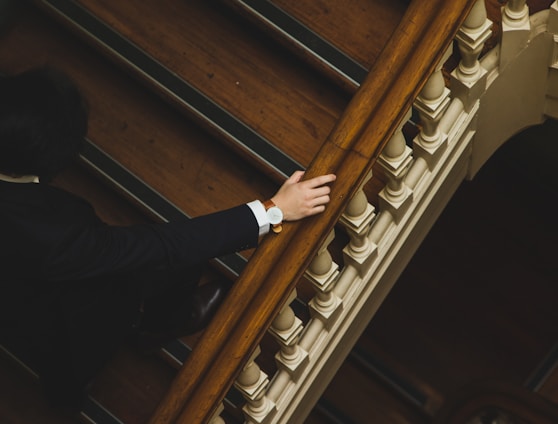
{"left": 262, "top": 199, "right": 283, "bottom": 233}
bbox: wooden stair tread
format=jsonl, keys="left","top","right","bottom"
{"left": 52, "top": 166, "right": 149, "bottom": 227}
{"left": 38, "top": 0, "right": 350, "bottom": 173}
{"left": 226, "top": 0, "right": 408, "bottom": 90}
{"left": 0, "top": 4, "right": 278, "bottom": 220}
{"left": 273, "top": 0, "right": 408, "bottom": 69}
{"left": 87, "top": 346, "right": 176, "bottom": 424}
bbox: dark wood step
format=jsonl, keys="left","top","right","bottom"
{"left": 34, "top": 0, "right": 351, "bottom": 181}
{"left": 222, "top": 0, "right": 409, "bottom": 92}
{"left": 0, "top": 3, "right": 278, "bottom": 224}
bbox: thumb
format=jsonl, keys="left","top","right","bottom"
{"left": 288, "top": 170, "right": 305, "bottom": 184}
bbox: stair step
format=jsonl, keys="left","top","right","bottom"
{"left": 0, "top": 3, "right": 279, "bottom": 224}
{"left": 34, "top": 0, "right": 350, "bottom": 180}
{"left": 223, "top": 0, "right": 409, "bottom": 91}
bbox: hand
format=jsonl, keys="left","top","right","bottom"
{"left": 271, "top": 171, "right": 336, "bottom": 221}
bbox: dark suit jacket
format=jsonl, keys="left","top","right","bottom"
{"left": 0, "top": 180, "right": 258, "bottom": 282}
{"left": 0, "top": 179, "right": 259, "bottom": 398}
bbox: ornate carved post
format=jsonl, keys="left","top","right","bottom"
{"left": 339, "top": 170, "right": 377, "bottom": 277}
{"left": 500, "top": 0, "right": 530, "bottom": 70}
{"left": 209, "top": 404, "right": 225, "bottom": 424}
{"left": 234, "top": 346, "right": 275, "bottom": 423}
{"left": 305, "top": 230, "right": 342, "bottom": 329}
{"left": 377, "top": 109, "right": 413, "bottom": 223}
{"left": 413, "top": 47, "right": 452, "bottom": 170}
{"left": 450, "top": 0, "right": 492, "bottom": 111}
{"left": 268, "top": 290, "right": 309, "bottom": 381}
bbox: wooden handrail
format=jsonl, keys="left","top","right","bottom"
{"left": 149, "top": 0, "right": 478, "bottom": 422}
{"left": 432, "top": 380, "right": 558, "bottom": 424}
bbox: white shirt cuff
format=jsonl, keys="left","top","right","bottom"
{"left": 247, "top": 200, "right": 270, "bottom": 236}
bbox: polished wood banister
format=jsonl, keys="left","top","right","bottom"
{"left": 149, "top": 0, "right": 478, "bottom": 422}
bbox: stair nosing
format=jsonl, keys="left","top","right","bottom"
{"left": 80, "top": 397, "right": 125, "bottom": 424}
{"left": 37, "top": 0, "right": 303, "bottom": 180}
{"left": 231, "top": 0, "right": 367, "bottom": 88}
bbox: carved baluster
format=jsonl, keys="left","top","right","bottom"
{"left": 209, "top": 404, "right": 225, "bottom": 424}
{"left": 378, "top": 109, "right": 413, "bottom": 223}
{"left": 305, "top": 230, "right": 342, "bottom": 329}
{"left": 451, "top": 0, "right": 492, "bottom": 111}
{"left": 503, "top": 0, "right": 528, "bottom": 26}
{"left": 339, "top": 170, "right": 377, "bottom": 277}
{"left": 501, "top": 0, "right": 530, "bottom": 70}
{"left": 234, "top": 346, "right": 275, "bottom": 423}
{"left": 268, "top": 289, "right": 309, "bottom": 381}
{"left": 413, "top": 47, "right": 452, "bottom": 170}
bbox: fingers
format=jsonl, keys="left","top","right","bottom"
{"left": 272, "top": 171, "right": 336, "bottom": 222}
{"left": 301, "top": 173, "right": 336, "bottom": 189}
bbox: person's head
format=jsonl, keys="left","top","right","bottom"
{"left": 0, "top": 67, "right": 88, "bottom": 181}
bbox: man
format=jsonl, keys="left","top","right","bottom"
{"left": 0, "top": 67, "right": 336, "bottom": 410}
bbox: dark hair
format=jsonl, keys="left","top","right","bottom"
{"left": 0, "top": 67, "right": 88, "bottom": 181}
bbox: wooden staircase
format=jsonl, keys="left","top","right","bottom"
{"left": 1, "top": 0, "right": 557, "bottom": 423}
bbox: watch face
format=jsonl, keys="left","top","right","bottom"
{"left": 266, "top": 206, "right": 283, "bottom": 225}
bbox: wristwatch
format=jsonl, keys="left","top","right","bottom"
{"left": 262, "top": 199, "right": 283, "bottom": 234}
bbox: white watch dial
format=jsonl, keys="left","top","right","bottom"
{"left": 266, "top": 206, "right": 283, "bottom": 225}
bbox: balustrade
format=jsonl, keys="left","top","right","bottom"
{"left": 202, "top": 0, "right": 544, "bottom": 422}
{"left": 222, "top": 1, "right": 495, "bottom": 422}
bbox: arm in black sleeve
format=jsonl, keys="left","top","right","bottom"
{"left": 43, "top": 204, "right": 259, "bottom": 281}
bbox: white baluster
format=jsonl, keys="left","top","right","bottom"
{"left": 500, "top": 0, "right": 530, "bottom": 70}
{"left": 339, "top": 170, "right": 378, "bottom": 277}
{"left": 209, "top": 404, "right": 226, "bottom": 424}
{"left": 269, "top": 290, "right": 309, "bottom": 381}
{"left": 377, "top": 109, "right": 413, "bottom": 223}
{"left": 305, "top": 230, "right": 342, "bottom": 329}
{"left": 234, "top": 346, "right": 276, "bottom": 424}
{"left": 413, "top": 47, "right": 452, "bottom": 170}
{"left": 451, "top": 0, "right": 492, "bottom": 111}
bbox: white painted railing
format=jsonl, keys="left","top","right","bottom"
{"left": 217, "top": 1, "right": 558, "bottom": 423}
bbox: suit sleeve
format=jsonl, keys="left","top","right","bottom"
{"left": 42, "top": 204, "right": 259, "bottom": 281}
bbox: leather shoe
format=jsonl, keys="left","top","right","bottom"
{"left": 132, "top": 279, "right": 230, "bottom": 353}
{"left": 182, "top": 279, "right": 230, "bottom": 334}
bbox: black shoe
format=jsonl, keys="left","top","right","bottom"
{"left": 132, "top": 279, "right": 230, "bottom": 353}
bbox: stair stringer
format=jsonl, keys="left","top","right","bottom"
{"left": 470, "top": 6, "right": 558, "bottom": 178}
